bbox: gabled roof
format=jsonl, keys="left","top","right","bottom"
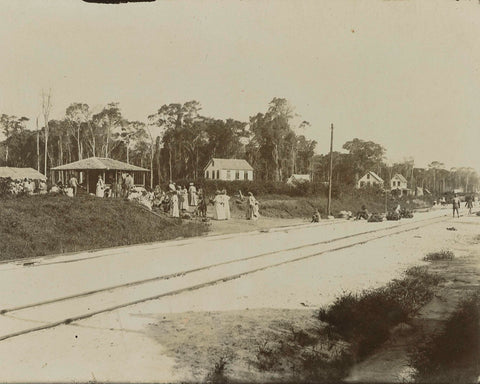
{"left": 391, "top": 173, "right": 408, "bottom": 183}
{"left": 363, "top": 171, "right": 383, "bottom": 183}
{"left": 51, "top": 157, "right": 149, "bottom": 172}
{"left": 204, "top": 158, "right": 253, "bottom": 171}
{"left": 287, "top": 174, "right": 311, "bottom": 183}
{"left": 0, "top": 167, "right": 46, "bottom": 180}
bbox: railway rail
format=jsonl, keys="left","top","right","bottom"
{"left": 0, "top": 213, "right": 449, "bottom": 342}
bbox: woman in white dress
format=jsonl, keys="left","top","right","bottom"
{"left": 222, "top": 190, "right": 231, "bottom": 220}
{"left": 170, "top": 191, "right": 180, "bottom": 218}
{"left": 213, "top": 190, "right": 226, "bottom": 220}
{"left": 96, "top": 175, "right": 105, "bottom": 198}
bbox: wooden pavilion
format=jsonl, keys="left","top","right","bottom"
{"left": 51, "top": 157, "right": 150, "bottom": 194}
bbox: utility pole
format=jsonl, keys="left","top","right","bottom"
{"left": 327, "top": 123, "right": 334, "bottom": 217}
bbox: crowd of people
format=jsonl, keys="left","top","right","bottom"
{"left": 2, "top": 173, "right": 263, "bottom": 221}
{"left": 3, "top": 178, "right": 48, "bottom": 196}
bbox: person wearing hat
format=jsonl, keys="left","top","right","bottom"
{"left": 246, "top": 192, "right": 258, "bottom": 220}
{"left": 96, "top": 175, "right": 105, "bottom": 198}
{"left": 188, "top": 182, "right": 198, "bottom": 206}
{"left": 213, "top": 190, "right": 226, "bottom": 220}
{"left": 170, "top": 190, "right": 180, "bottom": 218}
{"left": 222, "top": 189, "right": 231, "bottom": 220}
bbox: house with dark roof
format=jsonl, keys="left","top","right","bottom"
{"left": 203, "top": 158, "right": 254, "bottom": 181}
{"left": 356, "top": 171, "right": 384, "bottom": 188}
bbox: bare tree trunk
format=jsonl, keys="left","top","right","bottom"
{"left": 36, "top": 117, "right": 40, "bottom": 171}
{"left": 42, "top": 90, "right": 52, "bottom": 177}
{"left": 169, "top": 145, "right": 172, "bottom": 181}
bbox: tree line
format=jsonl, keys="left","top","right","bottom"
{"left": 1, "top": 93, "right": 478, "bottom": 194}
{"left": 0, "top": 97, "right": 317, "bottom": 187}
{"left": 313, "top": 139, "right": 480, "bottom": 194}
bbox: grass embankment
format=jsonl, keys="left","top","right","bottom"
{"left": 409, "top": 292, "right": 480, "bottom": 383}
{"left": 231, "top": 191, "right": 429, "bottom": 219}
{"left": 0, "top": 195, "right": 208, "bottom": 261}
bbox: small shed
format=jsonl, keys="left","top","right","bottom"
{"left": 51, "top": 157, "right": 149, "bottom": 194}
{"left": 0, "top": 167, "right": 46, "bottom": 181}
{"left": 204, "top": 158, "right": 254, "bottom": 181}
{"left": 287, "top": 174, "right": 311, "bottom": 185}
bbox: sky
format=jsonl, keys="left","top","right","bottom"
{"left": 1, "top": 0, "right": 480, "bottom": 170}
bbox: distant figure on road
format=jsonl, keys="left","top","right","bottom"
{"left": 465, "top": 195, "right": 473, "bottom": 215}
{"left": 355, "top": 205, "right": 369, "bottom": 220}
{"left": 452, "top": 194, "right": 461, "bottom": 218}
{"left": 311, "top": 210, "right": 320, "bottom": 223}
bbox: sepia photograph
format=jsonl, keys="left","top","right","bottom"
{"left": 0, "top": 0, "right": 480, "bottom": 382}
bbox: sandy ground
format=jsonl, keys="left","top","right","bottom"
{"left": 0, "top": 208, "right": 473, "bottom": 382}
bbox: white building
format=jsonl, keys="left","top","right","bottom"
{"left": 356, "top": 171, "right": 384, "bottom": 188}
{"left": 286, "top": 174, "right": 311, "bottom": 185}
{"left": 203, "top": 158, "right": 254, "bottom": 181}
{"left": 390, "top": 173, "right": 411, "bottom": 196}
{"left": 390, "top": 173, "right": 408, "bottom": 190}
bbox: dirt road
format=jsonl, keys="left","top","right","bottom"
{"left": 0, "top": 208, "right": 462, "bottom": 382}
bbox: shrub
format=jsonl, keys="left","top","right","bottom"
{"left": 424, "top": 250, "right": 455, "bottom": 261}
{"left": 318, "top": 267, "right": 443, "bottom": 360}
{"left": 409, "top": 292, "right": 480, "bottom": 383}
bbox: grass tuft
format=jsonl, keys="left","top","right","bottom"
{"left": 424, "top": 250, "right": 455, "bottom": 261}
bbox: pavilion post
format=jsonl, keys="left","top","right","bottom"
{"left": 115, "top": 171, "right": 118, "bottom": 198}
{"left": 143, "top": 172, "right": 146, "bottom": 187}
{"left": 86, "top": 170, "right": 90, "bottom": 194}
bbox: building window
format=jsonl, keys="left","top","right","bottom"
{"left": 206, "top": 171, "right": 209, "bottom": 179}
{"left": 244, "top": 171, "right": 248, "bottom": 180}
{"left": 367, "top": 174, "right": 370, "bottom": 179}
{"left": 236, "top": 171, "right": 240, "bottom": 180}
{"left": 360, "top": 181, "right": 365, "bottom": 187}
{"left": 226, "top": 170, "right": 231, "bottom": 180}
{"left": 212, "top": 170, "right": 215, "bottom": 179}
{"left": 217, "top": 170, "right": 220, "bottom": 179}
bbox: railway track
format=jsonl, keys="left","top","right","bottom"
{"left": 0, "top": 213, "right": 448, "bottom": 342}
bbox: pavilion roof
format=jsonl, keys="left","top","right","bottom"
{"left": 51, "top": 157, "right": 149, "bottom": 172}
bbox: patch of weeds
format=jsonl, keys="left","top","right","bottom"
{"left": 409, "top": 292, "right": 480, "bottom": 383}
{"left": 251, "top": 329, "right": 352, "bottom": 383}
{"left": 318, "top": 267, "right": 443, "bottom": 360}
{"left": 204, "top": 352, "right": 235, "bottom": 384}
{"left": 424, "top": 250, "right": 455, "bottom": 261}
